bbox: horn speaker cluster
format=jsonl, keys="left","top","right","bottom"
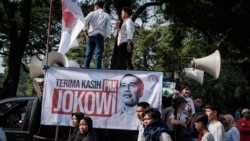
{"left": 183, "top": 50, "right": 221, "bottom": 85}
{"left": 29, "top": 51, "right": 79, "bottom": 79}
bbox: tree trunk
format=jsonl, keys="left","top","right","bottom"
{"left": 0, "top": 0, "right": 31, "bottom": 99}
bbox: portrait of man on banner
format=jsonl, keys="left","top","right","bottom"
{"left": 106, "top": 74, "right": 144, "bottom": 129}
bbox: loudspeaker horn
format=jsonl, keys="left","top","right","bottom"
{"left": 29, "top": 51, "right": 68, "bottom": 79}
{"left": 183, "top": 68, "right": 204, "bottom": 85}
{"left": 29, "top": 55, "right": 43, "bottom": 80}
{"left": 42, "top": 51, "right": 68, "bottom": 68}
{"left": 191, "top": 50, "right": 221, "bottom": 79}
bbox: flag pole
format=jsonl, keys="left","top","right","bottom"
{"left": 44, "top": 0, "right": 53, "bottom": 69}
{"left": 45, "top": 0, "right": 59, "bottom": 140}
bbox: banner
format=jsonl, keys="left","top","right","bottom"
{"left": 41, "top": 67, "right": 163, "bottom": 130}
{"left": 58, "top": 0, "right": 85, "bottom": 54}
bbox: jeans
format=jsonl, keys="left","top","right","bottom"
{"left": 84, "top": 34, "right": 104, "bottom": 69}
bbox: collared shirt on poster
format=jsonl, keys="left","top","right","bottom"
{"left": 84, "top": 9, "right": 111, "bottom": 38}
{"left": 117, "top": 18, "right": 135, "bottom": 46}
{"left": 107, "top": 106, "right": 140, "bottom": 130}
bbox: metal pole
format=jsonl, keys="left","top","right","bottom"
{"left": 44, "top": 0, "right": 53, "bottom": 69}
{"left": 55, "top": 126, "right": 59, "bottom": 141}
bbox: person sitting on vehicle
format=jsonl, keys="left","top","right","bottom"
{"left": 68, "top": 112, "right": 84, "bottom": 141}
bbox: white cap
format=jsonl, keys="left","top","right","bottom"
{"left": 242, "top": 108, "right": 250, "bottom": 114}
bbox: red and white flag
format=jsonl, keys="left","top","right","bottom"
{"left": 58, "top": 0, "right": 85, "bottom": 54}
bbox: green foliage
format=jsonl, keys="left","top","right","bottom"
{"left": 1, "top": 0, "right": 250, "bottom": 111}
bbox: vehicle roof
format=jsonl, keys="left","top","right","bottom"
{"left": 0, "top": 96, "right": 38, "bottom": 103}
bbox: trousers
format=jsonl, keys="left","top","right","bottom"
{"left": 116, "top": 42, "right": 134, "bottom": 70}
{"left": 83, "top": 34, "right": 104, "bottom": 69}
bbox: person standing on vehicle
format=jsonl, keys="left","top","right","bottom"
{"left": 83, "top": 1, "right": 111, "bottom": 69}
{"left": 116, "top": 7, "right": 135, "bottom": 70}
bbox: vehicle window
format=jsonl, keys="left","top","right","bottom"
{"left": 0, "top": 101, "right": 29, "bottom": 128}
{"left": 0, "top": 102, "right": 19, "bottom": 116}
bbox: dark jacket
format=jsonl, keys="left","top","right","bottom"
{"left": 68, "top": 127, "right": 79, "bottom": 141}
{"left": 143, "top": 119, "right": 170, "bottom": 141}
{"left": 74, "top": 129, "right": 98, "bottom": 141}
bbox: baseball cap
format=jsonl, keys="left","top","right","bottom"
{"left": 242, "top": 108, "right": 250, "bottom": 114}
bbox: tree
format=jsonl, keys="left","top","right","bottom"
{"left": 1, "top": 0, "right": 250, "bottom": 111}
{"left": 0, "top": 0, "right": 32, "bottom": 98}
{"left": 0, "top": 0, "right": 62, "bottom": 98}
{"left": 0, "top": 0, "right": 165, "bottom": 98}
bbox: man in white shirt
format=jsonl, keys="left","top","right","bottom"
{"left": 117, "top": 7, "right": 135, "bottom": 70}
{"left": 83, "top": 2, "right": 111, "bottom": 69}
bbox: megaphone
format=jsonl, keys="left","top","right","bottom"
{"left": 29, "top": 55, "right": 43, "bottom": 80}
{"left": 183, "top": 68, "right": 204, "bottom": 85}
{"left": 29, "top": 51, "right": 68, "bottom": 79}
{"left": 42, "top": 51, "right": 68, "bottom": 67}
{"left": 191, "top": 50, "right": 221, "bottom": 79}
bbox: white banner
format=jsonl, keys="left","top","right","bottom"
{"left": 41, "top": 67, "right": 163, "bottom": 130}
{"left": 58, "top": 0, "right": 85, "bottom": 54}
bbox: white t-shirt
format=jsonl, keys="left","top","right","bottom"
{"left": 208, "top": 121, "right": 225, "bottom": 141}
{"left": 202, "top": 132, "right": 215, "bottom": 141}
{"left": 224, "top": 126, "right": 240, "bottom": 141}
{"left": 184, "top": 96, "right": 195, "bottom": 115}
{"left": 0, "top": 127, "right": 6, "bottom": 141}
{"left": 168, "top": 109, "right": 187, "bottom": 131}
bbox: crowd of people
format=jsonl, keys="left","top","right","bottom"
{"left": 66, "top": 84, "right": 250, "bottom": 141}
{"left": 161, "top": 85, "right": 250, "bottom": 141}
